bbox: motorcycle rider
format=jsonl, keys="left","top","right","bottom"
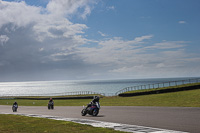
{"left": 86, "top": 96, "right": 100, "bottom": 109}
{"left": 12, "top": 101, "right": 18, "bottom": 112}
{"left": 49, "top": 98, "right": 53, "bottom": 103}
{"left": 48, "top": 98, "right": 54, "bottom": 109}
{"left": 13, "top": 101, "right": 18, "bottom": 107}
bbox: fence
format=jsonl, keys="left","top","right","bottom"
{"left": 0, "top": 91, "right": 105, "bottom": 97}
{"left": 115, "top": 78, "right": 200, "bottom": 95}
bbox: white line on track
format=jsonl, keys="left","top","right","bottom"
{"left": 1, "top": 112, "right": 188, "bottom": 133}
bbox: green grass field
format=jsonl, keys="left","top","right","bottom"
{"left": 0, "top": 114, "right": 123, "bottom": 133}
{"left": 1, "top": 88, "right": 200, "bottom": 107}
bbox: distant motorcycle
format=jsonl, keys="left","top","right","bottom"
{"left": 48, "top": 101, "right": 54, "bottom": 110}
{"left": 12, "top": 104, "right": 18, "bottom": 112}
{"left": 81, "top": 102, "right": 100, "bottom": 116}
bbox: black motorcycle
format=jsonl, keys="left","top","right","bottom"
{"left": 12, "top": 104, "right": 18, "bottom": 112}
{"left": 81, "top": 102, "right": 100, "bottom": 116}
{"left": 48, "top": 101, "right": 54, "bottom": 110}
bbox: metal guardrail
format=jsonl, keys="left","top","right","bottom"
{"left": 115, "top": 78, "right": 200, "bottom": 95}
{"left": 0, "top": 91, "right": 105, "bottom": 97}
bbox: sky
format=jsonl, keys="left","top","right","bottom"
{"left": 0, "top": 0, "right": 200, "bottom": 81}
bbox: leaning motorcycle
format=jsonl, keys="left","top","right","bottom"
{"left": 81, "top": 102, "right": 100, "bottom": 116}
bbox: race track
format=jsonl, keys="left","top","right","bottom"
{"left": 1, "top": 105, "right": 200, "bottom": 133}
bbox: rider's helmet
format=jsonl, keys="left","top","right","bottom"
{"left": 94, "top": 96, "right": 99, "bottom": 101}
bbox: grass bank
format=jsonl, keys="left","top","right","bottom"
{"left": 0, "top": 114, "right": 123, "bottom": 133}
{"left": 101, "top": 89, "right": 200, "bottom": 107}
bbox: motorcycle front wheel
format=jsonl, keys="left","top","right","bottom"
{"left": 12, "top": 107, "right": 17, "bottom": 112}
{"left": 92, "top": 109, "right": 99, "bottom": 116}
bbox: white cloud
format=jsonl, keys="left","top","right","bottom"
{"left": 0, "top": 0, "right": 97, "bottom": 80}
{"left": 46, "top": 0, "right": 95, "bottom": 19}
{"left": 98, "top": 31, "right": 107, "bottom": 37}
{"left": 178, "top": 21, "right": 186, "bottom": 24}
{"left": 75, "top": 34, "right": 200, "bottom": 79}
{"left": 110, "top": 65, "right": 144, "bottom": 73}
{"left": 145, "top": 41, "right": 187, "bottom": 49}
{"left": 0, "top": 35, "right": 9, "bottom": 45}
{"left": 0, "top": 0, "right": 94, "bottom": 41}
{"left": 156, "top": 63, "right": 165, "bottom": 68}
{"left": 134, "top": 35, "right": 153, "bottom": 43}
{"left": 0, "top": 1, "right": 41, "bottom": 28}
{"left": 81, "top": 5, "right": 92, "bottom": 19}
{"left": 107, "top": 6, "right": 115, "bottom": 10}
{"left": 77, "top": 35, "right": 153, "bottom": 65}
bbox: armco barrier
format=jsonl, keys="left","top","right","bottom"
{"left": 1, "top": 91, "right": 105, "bottom": 97}
{"left": 116, "top": 78, "right": 200, "bottom": 96}
{"left": 15, "top": 96, "right": 94, "bottom": 100}
{"left": 118, "top": 84, "right": 200, "bottom": 97}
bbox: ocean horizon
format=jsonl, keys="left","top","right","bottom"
{"left": 0, "top": 77, "right": 199, "bottom": 96}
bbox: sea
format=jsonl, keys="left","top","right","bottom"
{"left": 0, "top": 77, "right": 199, "bottom": 97}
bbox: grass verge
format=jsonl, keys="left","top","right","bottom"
{"left": 0, "top": 114, "right": 123, "bottom": 133}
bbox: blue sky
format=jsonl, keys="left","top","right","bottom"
{"left": 0, "top": 0, "right": 200, "bottom": 81}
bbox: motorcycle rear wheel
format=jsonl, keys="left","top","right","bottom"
{"left": 81, "top": 109, "right": 87, "bottom": 116}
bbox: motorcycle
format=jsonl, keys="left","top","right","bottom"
{"left": 48, "top": 101, "right": 54, "bottom": 110}
{"left": 12, "top": 104, "right": 18, "bottom": 112}
{"left": 81, "top": 102, "right": 100, "bottom": 116}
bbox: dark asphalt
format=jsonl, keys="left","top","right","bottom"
{"left": 1, "top": 105, "right": 200, "bottom": 133}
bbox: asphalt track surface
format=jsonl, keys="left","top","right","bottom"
{"left": 1, "top": 105, "right": 200, "bottom": 133}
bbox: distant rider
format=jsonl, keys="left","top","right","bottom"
{"left": 49, "top": 98, "right": 53, "bottom": 103}
{"left": 12, "top": 101, "right": 18, "bottom": 112}
{"left": 48, "top": 98, "right": 54, "bottom": 109}
{"left": 13, "top": 101, "right": 18, "bottom": 108}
